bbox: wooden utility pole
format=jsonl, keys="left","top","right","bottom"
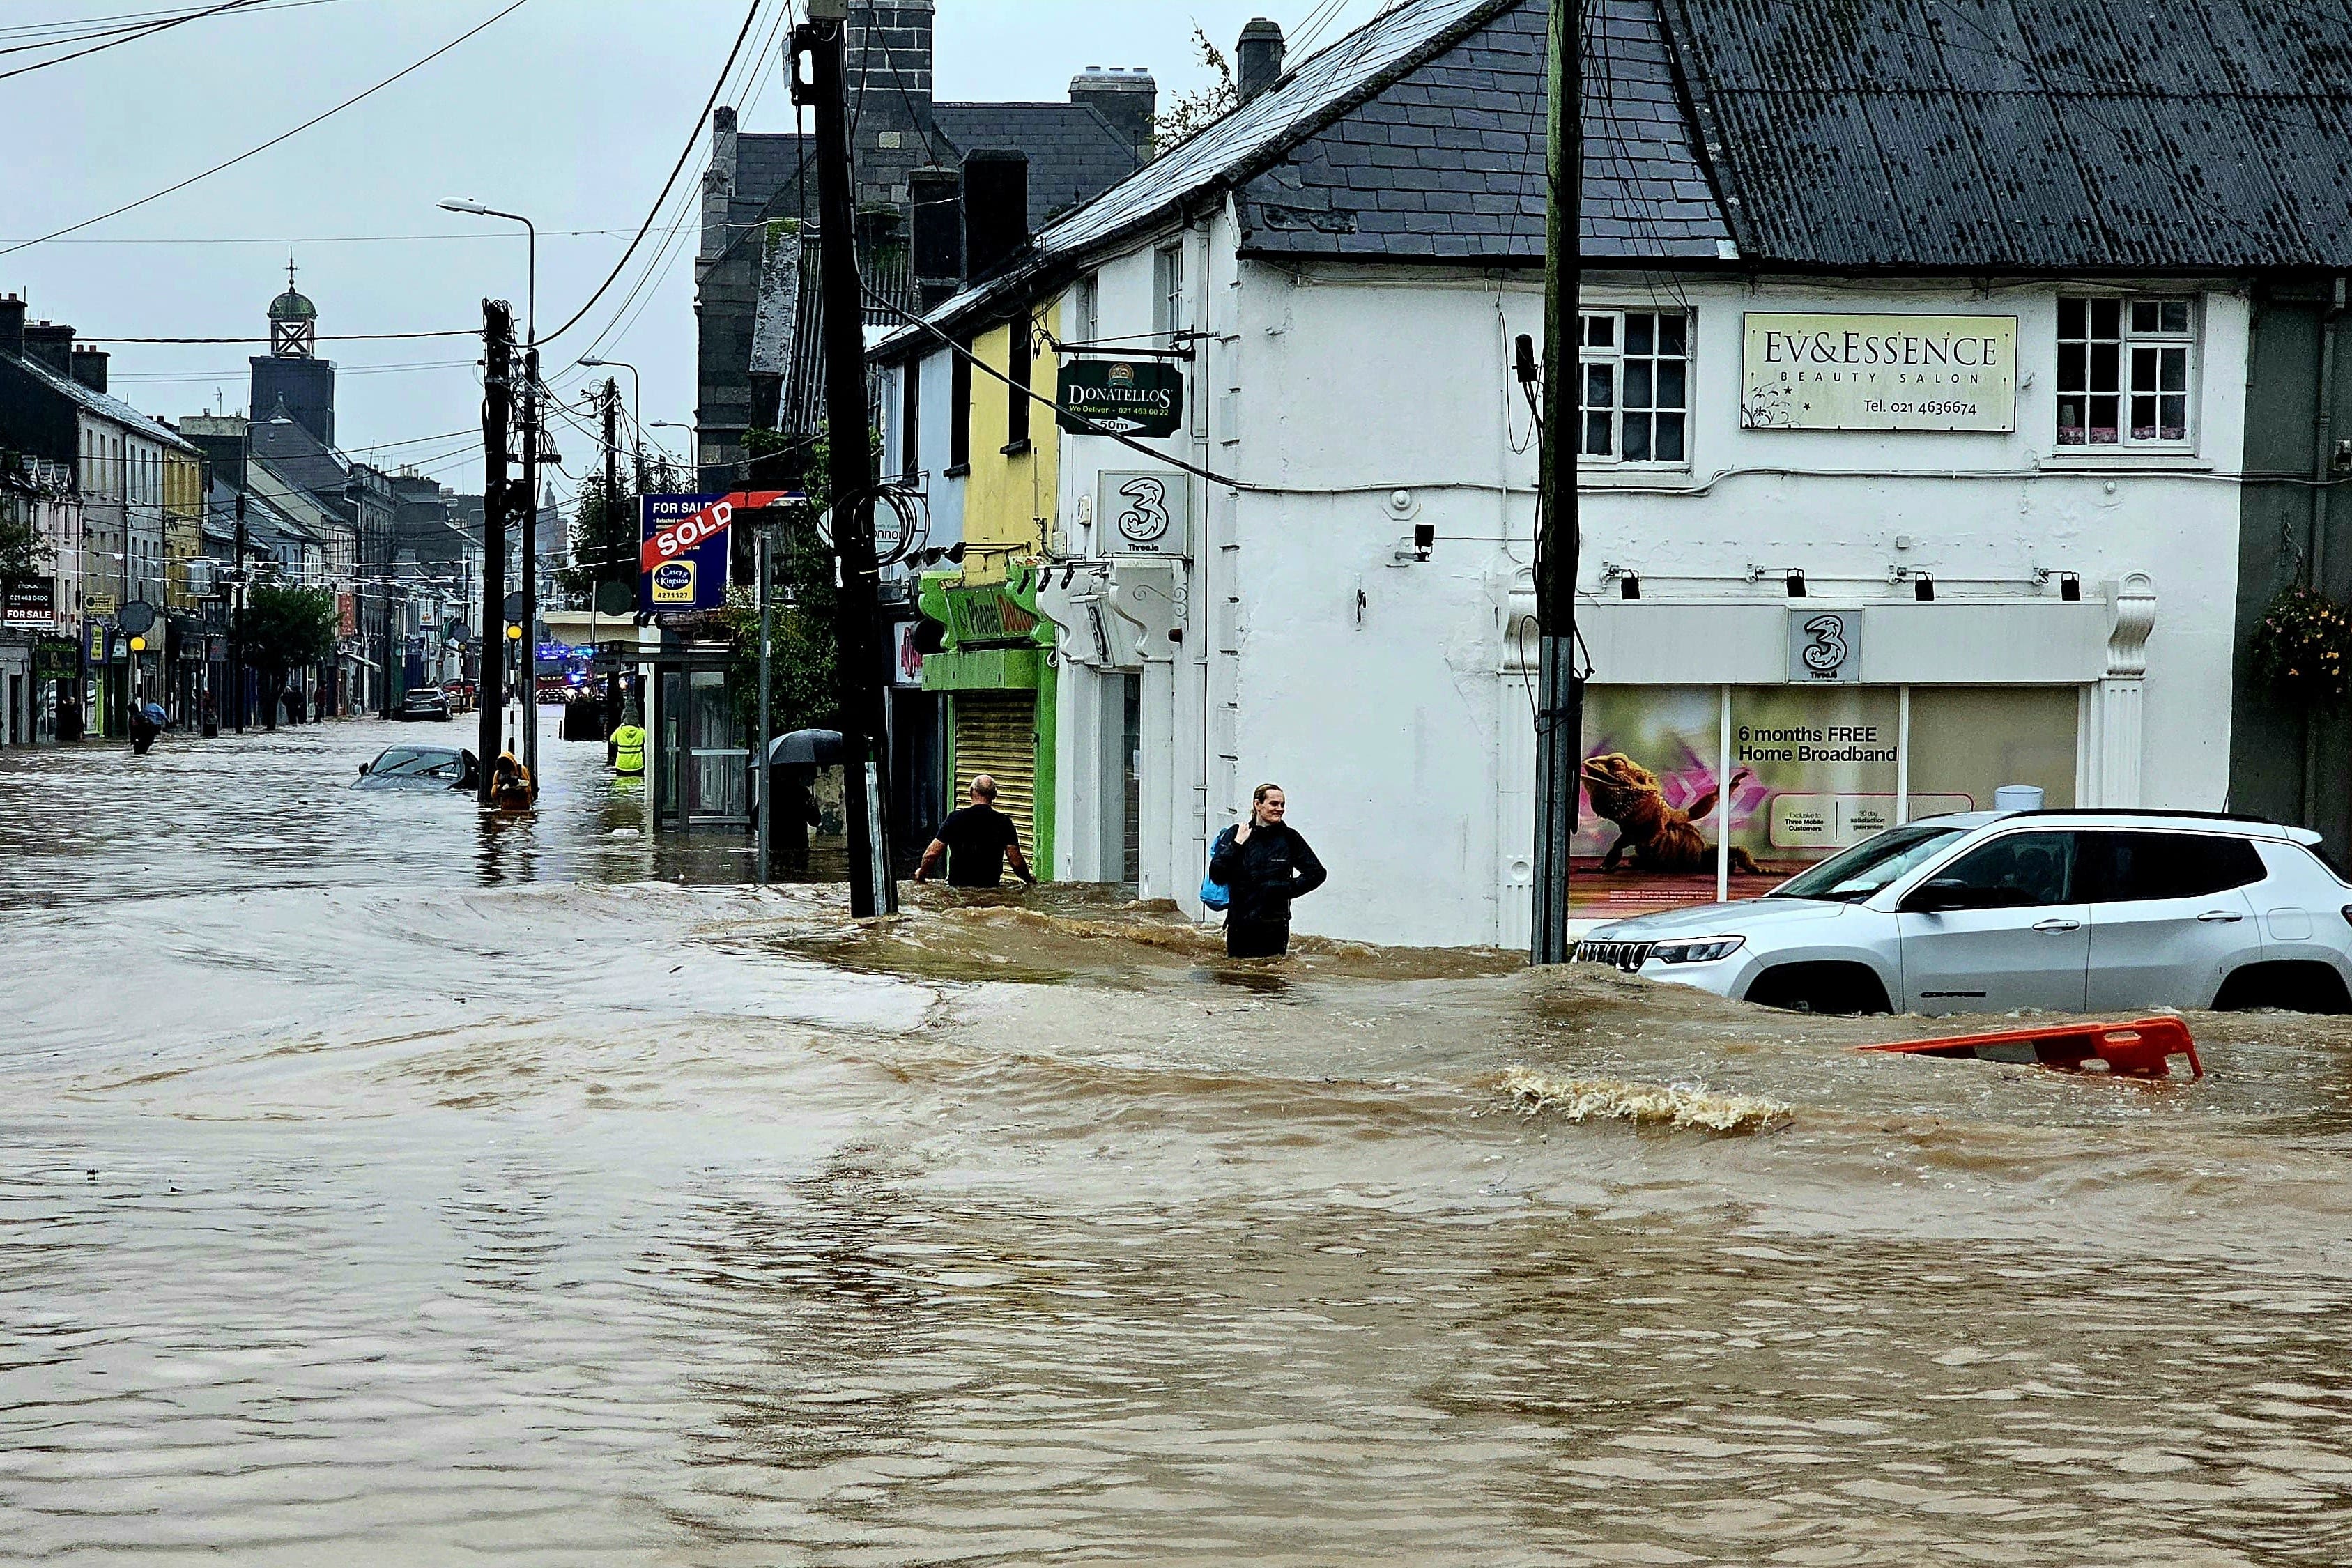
{"left": 230, "top": 491, "right": 246, "bottom": 733}
{"left": 1532, "top": 0, "right": 1583, "bottom": 962}
{"left": 603, "top": 377, "right": 624, "bottom": 733}
{"left": 798, "top": 0, "right": 898, "bottom": 917}
{"left": 517, "top": 345, "right": 541, "bottom": 787}
{"left": 478, "top": 298, "right": 513, "bottom": 806}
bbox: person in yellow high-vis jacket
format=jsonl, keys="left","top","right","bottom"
{"left": 609, "top": 710, "right": 646, "bottom": 777}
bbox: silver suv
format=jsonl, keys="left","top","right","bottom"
{"left": 1575, "top": 811, "right": 2352, "bottom": 1015}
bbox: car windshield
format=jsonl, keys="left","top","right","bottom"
{"left": 371, "top": 748, "right": 460, "bottom": 778}
{"left": 1770, "top": 824, "right": 1965, "bottom": 903}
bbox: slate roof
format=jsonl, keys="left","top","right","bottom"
{"left": 929, "top": 102, "right": 1146, "bottom": 228}
{"left": 12, "top": 354, "right": 199, "bottom": 452}
{"left": 1667, "top": 0, "right": 2352, "bottom": 271}
{"left": 248, "top": 410, "right": 354, "bottom": 518}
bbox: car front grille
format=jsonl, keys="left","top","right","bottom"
{"left": 1575, "top": 939, "right": 1654, "bottom": 972}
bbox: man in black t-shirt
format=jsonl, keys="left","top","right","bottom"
{"left": 914, "top": 775, "right": 1037, "bottom": 889}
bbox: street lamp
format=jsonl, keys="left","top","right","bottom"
{"left": 443, "top": 197, "right": 541, "bottom": 781}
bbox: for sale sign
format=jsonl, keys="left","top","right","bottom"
{"left": 637, "top": 491, "right": 796, "bottom": 612}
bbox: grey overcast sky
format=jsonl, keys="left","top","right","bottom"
{"left": 2, "top": 0, "right": 1378, "bottom": 498}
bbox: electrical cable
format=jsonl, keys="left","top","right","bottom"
{"left": 535, "top": 0, "right": 764, "bottom": 346}
{"left": 0, "top": 0, "right": 272, "bottom": 75}
{"left": 0, "top": 0, "right": 530, "bottom": 257}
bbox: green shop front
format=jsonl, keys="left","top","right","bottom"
{"left": 918, "top": 568, "right": 1056, "bottom": 877}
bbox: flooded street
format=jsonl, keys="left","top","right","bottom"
{"left": 6, "top": 718, "right": 2352, "bottom": 1565}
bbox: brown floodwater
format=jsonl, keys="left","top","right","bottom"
{"left": 4, "top": 715, "right": 2352, "bottom": 1564}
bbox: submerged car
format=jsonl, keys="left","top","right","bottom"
{"left": 353, "top": 746, "right": 477, "bottom": 792}
{"left": 397, "top": 686, "right": 452, "bottom": 721}
{"left": 1576, "top": 810, "right": 2352, "bottom": 1016}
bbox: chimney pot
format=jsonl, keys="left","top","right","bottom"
{"left": 0, "top": 295, "right": 24, "bottom": 360}
{"left": 909, "top": 166, "right": 964, "bottom": 309}
{"left": 1238, "top": 17, "right": 1286, "bottom": 102}
{"left": 21, "top": 321, "right": 75, "bottom": 378}
{"left": 1070, "top": 64, "right": 1157, "bottom": 157}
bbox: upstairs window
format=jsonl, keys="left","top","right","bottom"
{"left": 1153, "top": 245, "right": 1186, "bottom": 337}
{"left": 949, "top": 339, "right": 972, "bottom": 470}
{"left": 1005, "top": 314, "right": 1033, "bottom": 451}
{"left": 2057, "top": 296, "right": 2192, "bottom": 447}
{"left": 1580, "top": 309, "right": 1688, "bottom": 464}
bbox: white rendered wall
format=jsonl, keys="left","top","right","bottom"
{"left": 1049, "top": 218, "right": 2256, "bottom": 946}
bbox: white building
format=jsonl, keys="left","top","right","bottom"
{"left": 877, "top": 0, "right": 2346, "bottom": 948}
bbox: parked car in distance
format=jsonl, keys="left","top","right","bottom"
{"left": 1576, "top": 810, "right": 2352, "bottom": 1016}
{"left": 397, "top": 686, "right": 452, "bottom": 721}
{"left": 440, "top": 680, "right": 476, "bottom": 714}
{"left": 354, "top": 746, "right": 477, "bottom": 792}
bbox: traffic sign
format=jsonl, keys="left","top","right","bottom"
{"left": 503, "top": 591, "right": 528, "bottom": 621}
{"left": 117, "top": 600, "right": 156, "bottom": 636}
{"left": 594, "top": 579, "right": 633, "bottom": 617}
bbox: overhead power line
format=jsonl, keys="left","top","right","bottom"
{"left": 0, "top": 0, "right": 530, "bottom": 258}
{"left": 0, "top": 0, "right": 266, "bottom": 76}
{"left": 77, "top": 329, "right": 476, "bottom": 343}
{"left": 536, "top": 0, "right": 762, "bottom": 346}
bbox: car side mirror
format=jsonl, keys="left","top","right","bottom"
{"left": 357, "top": 762, "right": 370, "bottom": 776}
{"left": 1903, "top": 878, "right": 1976, "bottom": 914}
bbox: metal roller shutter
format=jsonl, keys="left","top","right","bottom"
{"left": 953, "top": 691, "right": 1038, "bottom": 856}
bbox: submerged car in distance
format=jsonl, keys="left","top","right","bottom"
{"left": 353, "top": 746, "right": 477, "bottom": 792}
{"left": 396, "top": 686, "right": 452, "bottom": 721}
{"left": 1576, "top": 810, "right": 2352, "bottom": 1016}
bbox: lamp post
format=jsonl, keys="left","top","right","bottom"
{"left": 442, "top": 198, "right": 540, "bottom": 783}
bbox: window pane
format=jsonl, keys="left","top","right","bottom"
{"left": 1657, "top": 312, "right": 1688, "bottom": 355}
{"left": 1584, "top": 363, "right": 1615, "bottom": 408}
{"left": 2131, "top": 300, "right": 2158, "bottom": 334}
{"left": 1584, "top": 314, "right": 1615, "bottom": 348}
{"left": 2131, "top": 345, "right": 2157, "bottom": 391}
{"left": 1624, "top": 360, "right": 1654, "bottom": 409}
{"left": 1625, "top": 313, "right": 1654, "bottom": 355}
{"left": 2159, "top": 395, "right": 2187, "bottom": 440}
{"left": 2159, "top": 346, "right": 2186, "bottom": 392}
{"left": 1623, "top": 415, "right": 1652, "bottom": 462}
{"left": 2058, "top": 343, "right": 2086, "bottom": 392}
{"left": 2058, "top": 298, "right": 2086, "bottom": 337}
{"left": 2089, "top": 395, "right": 2120, "bottom": 443}
{"left": 1583, "top": 411, "right": 1612, "bottom": 456}
{"left": 1655, "top": 359, "right": 1686, "bottom": 408}
{"left": 2130, "top": 395, "right": 2157, "bottom": 439}
{"left": 2091, "top": 298, "right": 2121, "bottom": 338}
{"left": 2160, "top": 300, "right": 2190, "bottom": 334}
{"left": 2057, "top": 397, "right": 2086, "bottom": 445}
{"left": 1937, "top": 831, "right": 2078, "bottom": 906}
{"left": 2090, "top": 342, "right": 2119, "bottom": 391}
{"left": 1654, "top": 411, "right": 1686, "bottom": 462}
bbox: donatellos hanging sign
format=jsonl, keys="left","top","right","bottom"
{"left": 638, "top": 491, "right": 795, "bottom": 611}
{"left": 1056, "top": 358, "right": 1183, "bottom": 437}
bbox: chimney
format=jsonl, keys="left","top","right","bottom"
{"left": 961, "top": 148, "right": 1029, "bottom": 284}
{"left": 909, "top": 166, "right": 963, "bottom": 309}
{"left": 71, "top": 347, "right": 109, "bottom": 394}
{"left": 22, "top": 322, "right": 74, "bottom": 378}
{"left": 0, "top": 295, "right": 23, "bottom": 360}
{"left": 1070, "top": 66, "right": 1158, "bottom": 158}
{"left": 846, "top": 1, "right": 934, "bottom": 128}
{"left": 1238, "top": 18, "right": 1286, "bottom": 102}
{"left": 698, "top": 105, "right": 738, "bottom": 276}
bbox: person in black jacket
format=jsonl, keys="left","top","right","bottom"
{"left": 1209, "top": 782, "right": 1327, "bottom": 958}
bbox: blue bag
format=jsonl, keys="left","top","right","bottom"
{"left": 1199, "top": 825, "right": 1237, "bottom": 911}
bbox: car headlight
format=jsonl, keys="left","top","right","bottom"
{"left": 1650, "top": 937, "right": 1745, "bottom": 964}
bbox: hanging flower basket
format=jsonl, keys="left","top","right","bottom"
{"left": 2251, "top": 585, "right": 2352, "bottom": 711}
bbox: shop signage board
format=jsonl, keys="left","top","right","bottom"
{"left": 1742, "top": 312, "right": 2017, "bottom": 432}
{"left": 638, "top": 491, "right": 797, "bottom": 613}
{"left": 1, "top": 576, "right": 56, "bottom": 627}
{"left": 1058, "top": 358, "right": 1184, "bottom": 437}
{"left": 1098, "top": 470, "right": 1192, "bottom": 556}
{"left": 1788, "top": 608, "right": 1861, "bottom": 682}
{"left": 892, "top": 620, "right": 926, "bottom": 686}
{"left": 34, "top": 638, "right": 77, "bottom": 679}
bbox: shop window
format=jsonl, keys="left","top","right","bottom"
{"left": 1580, "top": 309, "right": 1689, "bottom": 465}
{"left": 2057, "top": 296, "right": 2192, "bottom": 447}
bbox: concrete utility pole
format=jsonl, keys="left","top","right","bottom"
{"left": 518, "top": 346, "right": 541, "bottom": 786}
{"left": 478, "top": 298, "right": 513, "bottom": 806}
{"left": 798, "top": 0, "right": 898, "bottom": 918}
{"left": 602, "top": 377, "right": 625, "bottom": 731}
{"left": 1531, "top": 0, "right": 1583, "bottom": 964}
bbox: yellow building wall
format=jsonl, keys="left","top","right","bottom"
{"left": 958, "top": 298, "right": 1058, "bottom": 587}
{"left": 163, "top": 449, "right": 204, "bottom": 610}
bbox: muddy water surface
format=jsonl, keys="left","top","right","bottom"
{"left": 4, "top": 717, "right": 2351, "bottom": 1564}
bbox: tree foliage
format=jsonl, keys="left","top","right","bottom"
{"left": 0, "top": 512, "right": 50, "bottom": 587}
{"left": 555, "top": 479, "right": 640, "bottom": 606}
{"left": 719, "top": 426, "right": 843, "bottom": 738}
{"left": 1153, "top": 26, "right": 1238, "bottom": 153}
{"left": 240, "top": 582, "right": 339, "bottom": 697}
